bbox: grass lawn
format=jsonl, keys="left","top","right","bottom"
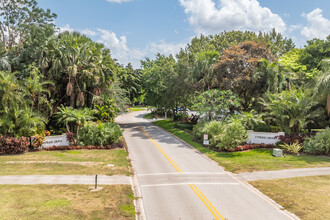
{"left": 250, "top": 175, "right": 330, "bottom": 220}
{"left": 154, "top": 120, "right": 330, "bottom": 173}
{"left": 0, "top": 185, "right": 135, "bottom": 220}
{"left": 128, "top": 106, "right": 148, "bottom": 112}
{"left": 0, "top": 149, "right": 130, "bottom": 176}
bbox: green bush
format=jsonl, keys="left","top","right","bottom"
{"left": 215, "top": 121, "right": 248, "bottom": 150}
{"left": 193, "top": 120, "right": 248, "bottom": 150}
{"left": 192, "top": 121, "right": 206, "bottom": 140}
{"left": 78, "top": 121, "right": 122, "bottom": 146}
{"left": 202, "top": 121, "right": 224, "bottom": 146}
{"left": 303, "top": 128, "right": 330, "bottom": 156}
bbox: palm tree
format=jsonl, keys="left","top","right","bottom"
{"left": 187, "top": 50, "right": 219, "bottom": 91}
{"left": 24, "top": 65, "right": 54, "bottom": 111}
{"left": 41, "top": 32, "right": 114, "bottom": 109}
{"left": 260, "top": 89, "right": 318, "bottom": 134}
{"left": 315, "top": 59, "right": 330, "bottom": 115}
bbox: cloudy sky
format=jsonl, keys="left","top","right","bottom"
{"left": 37, "top": 0, "right": 330, "bottom": 68}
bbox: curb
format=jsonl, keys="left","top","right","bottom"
{"left": 122, "top": 134, "right": 147, "bottom": 220}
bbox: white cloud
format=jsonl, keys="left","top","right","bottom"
{"left": 58, "top": 24, "right": 74, "bottom": 33}
{"left": 288, "top": 24, "right": 302, "bottom": 33}
{"left": 148, "top": 40, "right": 186, "bottom": 56}
{"left": 81, "top": 29, "right": 97, "bottom": 36}
{"left": 54, "top": 26, "right": 186, "bottom": 68}
{"left": 96, "top": 29, "right": 186, "bottom": 68}
{"left": 106, "top": 0, "right": 133, "bottom": 3}
{"left": 179, "top": 0, "right": 286, "bottom": 34}
{"left": 301, "top": 8, "right": 330, "bottom": 40}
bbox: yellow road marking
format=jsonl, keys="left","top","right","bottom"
{"left": 137, "top": 124, "right": 224, "bottom": 220}
{"left": 138, "top": 126, "right": 182, "bottom": 172}
{"left": 191, "top": 184, "right": 224, "bottom": 220}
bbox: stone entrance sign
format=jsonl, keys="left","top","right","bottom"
{"left": 247, "top": 131, "right": 285, "bottom": 145}
{"left": 41, "top": 134, "right": 69, "bottom": 148}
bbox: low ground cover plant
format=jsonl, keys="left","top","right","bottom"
{"left": 280, "top": 142, "right": 303, "bottom": 155}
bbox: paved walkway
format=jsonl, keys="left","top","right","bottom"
{"left": 0, "top": 175, "right": 131, "bottom": 185}
{"left": 238, "top": 167, "right": 330, "bottom": 181}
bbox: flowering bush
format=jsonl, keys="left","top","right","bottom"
{"left": 226, "top": 143, "right": 274, "bottom": 152}
{"left": 0, "top": 136, "right": 30, "bottom": 155}
{"left": 44, "top": 143, "right": 123, "bottom": 151}
{"left": 31, "top": 134, "right": 45, "bottom": 150}
{"left": 277, "top": 133, "right": 315, "bottom": 145}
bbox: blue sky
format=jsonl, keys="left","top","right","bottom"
{"left": 37, "top": 0, "right": 330, "bottom": 68}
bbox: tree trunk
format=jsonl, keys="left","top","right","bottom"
{"left": 327, "top": 95, "right": 330, "bottom": 115}
{"left": 70, "top": 91, "right": 76, "bottom": 108}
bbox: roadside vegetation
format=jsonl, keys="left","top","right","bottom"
{"left": 0, "top": 0, "right": 145, "bottom": 156}
{"left": 142, "top": 32, "right": 330, "bottom": 157}
{"left": 250, "top": 175, "right": 330, "bottom": 220}
{"left": 0, "top": 185, "right": 135, "bottom": 220}
{"left": 154, "top": 120, "right": 330, "bottom": 173}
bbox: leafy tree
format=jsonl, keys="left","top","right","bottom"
{"left": 193, "top": 89, "right": 240, "bottom": 121}
{"left": 299, "top": 36, "right": 330, "bottom": 70}
{"left": 23, "top": 64, "right": 53, "bottom": 113}
{"left": 117, "top": 63, "right": 143, "bottom": 104}
{"left": 214, "top": 41, "right": 274, "bottom": 109}
{"left": 141, "top": 54, "right": 178, "bottom": 117}
{"left": 0, "top": 71, "right": 46, "bottom": 137}
{"left": 0, "top": 0, "right": 56, "bottom": 54}
{"left": 185, "top": 29, "right": 294, "bottom": 57}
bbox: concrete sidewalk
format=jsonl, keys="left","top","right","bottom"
{"left": 0, "top": 175, "right": 131, "bottom": 185}
{"left": 238, "top": 167, "right": 330, "bottom": 181}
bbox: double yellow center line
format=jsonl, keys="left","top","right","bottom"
{"left": 137, "top": 125, "right": 224, "bottom": 220}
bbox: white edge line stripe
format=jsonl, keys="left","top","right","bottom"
{"left": 138, "top": 172, "right": 226, "bottom": 176}
{"left": 141, "top": 183, "right": 240, "bottom": 187}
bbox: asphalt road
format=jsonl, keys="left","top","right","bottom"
{"left": 116, "top": 111, "right": 297, "bottom": 220}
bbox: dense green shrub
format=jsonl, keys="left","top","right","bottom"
{"left": 0, "top": 136, "right": 30, "bottom": 155}
{"left": 303, "top": 128, "right": 330, "bottom": 155}
{"left": 202, "top": 121, "right": 225, "bottom": 146}
{"left": 215, "top": 121, "right": 248, "bottom": 150}
{"left": 193, "top": 120, "right": 247, "bottom": 150}
{"left": 193, "top": 120, "right": 224, "bottom": 144}
{"left": 78, "top": 121, "right": 122, "bottom": 146}
{"left": 192, "top": 121, "right": 206, "bottom": 140}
